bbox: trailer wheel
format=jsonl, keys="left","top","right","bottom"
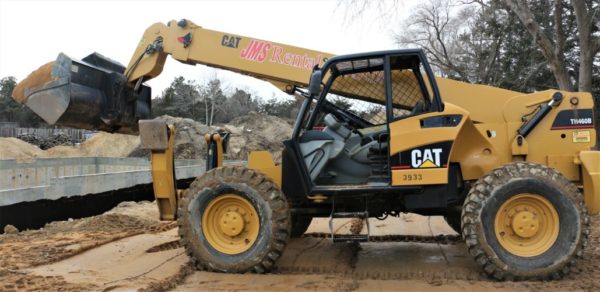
{"left": 462, "top": 162, "right": 588, "bottom": 280}
{"left": 177, "top": 166, "right": 290, "bottom": 273}
{"left": 290, "top": 214, "right": 313, "bottom": 237}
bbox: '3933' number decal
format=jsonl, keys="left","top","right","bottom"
{"left": 402, "top": 173, "right": 423, "bottom": 181}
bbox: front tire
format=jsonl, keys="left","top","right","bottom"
{"left": 462, "top": 162, "right": 588, "bottom": 280}
{"left": 177, "top": 166, "right": 291, "bottom": 273}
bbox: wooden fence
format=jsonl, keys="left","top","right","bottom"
{"left": 0, "top": 127, "right": 93, "bottom": 143}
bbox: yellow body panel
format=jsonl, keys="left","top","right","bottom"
{"left": 579, "top": 151, "right": 600, "bottom": 213}
{"left": 449, "top": 90, "right": 597, "bottom": 189}
{"left": 435, "top": 77, "right": 521, "bottom": 123}
{"left": 547, "top": 155, "right": 579, "bottom": 181}
{"left": 389, "top": 103, "right": 468, "bottom": 185}
{"left": 247, "top": 151, "right": 282, "bottom": 188}
{"left": 503, "top": 91, "right": 596, "bottom": 173}
{"left": 388, "top": 103, "right": 468, "bottom": 153}
{"left": 451, "top": 120, "right": 503, "bottom": 180}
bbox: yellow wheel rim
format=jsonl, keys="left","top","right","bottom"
{"left": 494, "top": 193, "right": 559, "bottom": 257}
{"left": 202, "top": 194, "right": 260, "bottom": 255}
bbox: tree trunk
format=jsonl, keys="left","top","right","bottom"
{"left": 503, "top": 0, "right": 573, "bottom": 91}
{"left": 209, "top": 98, "right": 215, "bottom": 126}
{"left": 572, "top": 0, "right": 600, "bottom": 93}
{"left": 205, "top": 97, "right": 209, "bottom": 125}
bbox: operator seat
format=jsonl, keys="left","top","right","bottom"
{"left": 299, "top": 114, "right": 347, "bottom": 181}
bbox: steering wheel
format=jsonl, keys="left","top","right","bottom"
{"left": 324, "top": 113, "right": 365, "bottom": 139}
{"left": 352, "top": 128, "right": 364, "bottom": 138}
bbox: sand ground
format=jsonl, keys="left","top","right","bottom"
{"left": 1, "top": 200, "right": 599, "bottom": 291}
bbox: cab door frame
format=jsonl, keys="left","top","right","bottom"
{"left": 382, "top": 52, "right": 466, "bottom": 187}
{"left": 281, "top": 49, "right": 449, "bottom": 200}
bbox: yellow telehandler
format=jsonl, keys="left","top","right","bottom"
{"left": 12, "top": 19, "right": 600, "bottom": 280}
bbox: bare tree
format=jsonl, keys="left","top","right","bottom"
{"left": 396, "top": 1, "right": 467, "bottom": 79}
{"left": 394, "top": 0, "right": 505, "bottom": 84}
{"left": 343, "top": 0, "right": 599, "bottom": 95}
{"left": 572, "top": 0, "right": 600, "bottom": 93}
{"left": 502, "top": 0, "right": 573, "bottom": 90}
{"left": 503, "top": 0, "right": 599, "bottom": 92}
{"left": 200, "top": 78, "right": 224, "bottom": 126}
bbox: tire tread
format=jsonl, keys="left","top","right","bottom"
{"left": 461, "top": 162, "right": 589, "bottom": 280}
{"left": 177, "top": 166, "right": 290, "bottom": 273}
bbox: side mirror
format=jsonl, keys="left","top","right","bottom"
{"left": 308, "top": 70, "right": 322, "bottom": 96}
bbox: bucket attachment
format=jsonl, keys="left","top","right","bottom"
{"left": 12, "top": 52, "right": 151, "bottom": 134}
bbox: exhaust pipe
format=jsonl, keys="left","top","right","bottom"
{"left": 12, "top": 53, "right": 151, "bottom": 134}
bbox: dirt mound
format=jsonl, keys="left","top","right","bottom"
{"left": 128, "top": 113, "right": 292, "bottom": 161}
{"left": 156, "top": 112, "right": 292, "bottom": 162}
{"left": 225, "top": 111, "right": 292, "bottom": 162}
{"left": 128, "top": 115, "right": 216, "bottom": 160}
{"left": 159, "top": 115, "right": 216, "bottom": 160}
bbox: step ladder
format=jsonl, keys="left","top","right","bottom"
{"left": 328, "top": 200, "right": 370, "bottom": 243}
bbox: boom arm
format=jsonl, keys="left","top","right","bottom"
{"left": 126, "top": 19, "right": 333, "bottom": 93}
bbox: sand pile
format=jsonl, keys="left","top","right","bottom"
{"left": 46, "top": 132, "right": 139, "bottom": 157}
{"left": 104, "top": 201, "right": 159, "bottom": 222}
{"left": 0, "top": 138, "right": 47, "bottom": 160}
{"left": 0, "top": 132, "right": 140, "bottom": 160}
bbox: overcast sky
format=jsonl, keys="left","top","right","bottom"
{"left": 0, "top": 0, "right": 416, "bottom": 100}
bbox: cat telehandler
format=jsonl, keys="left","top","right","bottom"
{"left": 12, "top": 19, "right": 600, "bottom": 280}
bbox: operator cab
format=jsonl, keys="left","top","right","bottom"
{"left": 286, "top": 49, "right": 442, "bottom": 190}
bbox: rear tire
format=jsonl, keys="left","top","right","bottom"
{"left": 462, "top": 162, "right": 588, "bottom": 280}
{"left": 177, "top": 166, "right": 291, "bottom": 273}
{"left": 290, "top": 214, "right": 312, "bottom": 238}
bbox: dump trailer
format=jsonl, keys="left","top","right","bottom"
{"left": 13, "top": 19, "right": 600, "bottom": 280}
